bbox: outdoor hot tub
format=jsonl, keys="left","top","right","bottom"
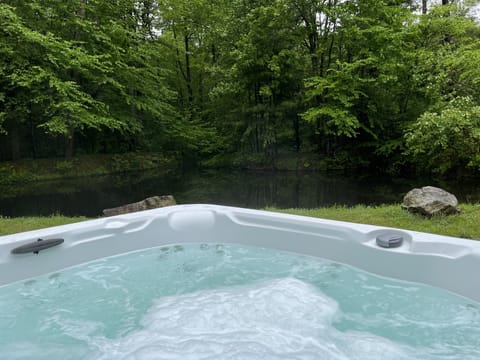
{"left": 1, "top": 204, "right": 480, "bottom": 359}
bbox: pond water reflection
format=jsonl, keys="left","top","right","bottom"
{"left": 0, "top": 169, "right": 478, "bottom": 217}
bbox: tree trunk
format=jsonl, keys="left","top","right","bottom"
{"left": 76, "top": 2, "right": 85, "bottom": 17}
{"left": 30, "top": 120, "right": 37, "bottom": 159}
{"left": 211, "top": 44, "right": 218, "bottom": 64}
{"left": 10, "top": 122, "right": 21, "bottom": 161}
{"left": 422, "top": 0, "right": 427, "bottom": 14}
{"left": 184, "top": 34, "right": 194, "bottom": 110}
{"left": 63, "top": 0, "right": 85, "bottom": 159}
{"left": 442, "top": 0, "right": 449, "bottom": 5}
{"left": 327, "top": 35, "right": 335, "bottom": 69}
{"left": 308, "top": 31, "right": 319, "bottom": 74}
{"left": 65, "top": 126, "right": 75, "bottom": 158}
{"left": 293, "top": 115, "right": 301, "bottom": 152}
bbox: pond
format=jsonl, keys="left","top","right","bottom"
{"left": 0, "top": 169, "right": 478, "bottom": 217}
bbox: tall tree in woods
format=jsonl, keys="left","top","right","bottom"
{"left": 158, "top": 0, "right": 212, "bottom": 118}
{"left": 0, "top": 2, "right": 121, "bottom": 159}
{"left": 204, "top": 0, "right": 306, "bottom": 161}
{"left": 301, "top": 0, "right": 416, "bottom": 163}
{"left": 0, "top": 0, "right": 176, "bottom": 159}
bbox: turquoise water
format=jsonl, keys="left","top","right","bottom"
{"left": 1, "top": 243, "right": 479, "bottom": 359}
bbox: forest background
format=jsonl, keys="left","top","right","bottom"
{"left": 2, "top": 0, "right": 480, "bottom": 178}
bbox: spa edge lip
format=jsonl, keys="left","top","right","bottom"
{"left": 1, "top": 204, "right": 479, "bottom": 302}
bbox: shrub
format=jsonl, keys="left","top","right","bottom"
{"left": 404, "top": 97, "right": 480, "bottom": 174}
{"left": 54, "top": 160, "right": 74, "bottom": 173}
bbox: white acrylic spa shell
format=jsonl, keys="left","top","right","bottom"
{"left": 1, "top": 205, "right": 479, "bottom": 301}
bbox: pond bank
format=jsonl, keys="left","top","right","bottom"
{"left": 1, "top": 166, "right": 479, "bottom": 218}
{"left": 0, "top": 152, "right": 176, "bottom": 185}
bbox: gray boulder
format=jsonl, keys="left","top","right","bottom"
{"left": 401, "top": 186, "right": 460, "bottom": 216}
{"left": 103, "top": 195, "right": 176, "bottom": 216}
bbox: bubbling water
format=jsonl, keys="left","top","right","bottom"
{"left": 94, "top": 278, "right": 417, "bottom": 360}
{"left": 1, "top": 243, "right": 479, "bottom": 360}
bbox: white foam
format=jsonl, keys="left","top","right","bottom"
{"left": 93, "top": 278, "right": 419, "bottom": 360}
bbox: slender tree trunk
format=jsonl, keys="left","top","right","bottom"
{"left": 10, "top": 122, "right": 21, "bottom": 161}
{"left": 199, "top": 72, "right": 204, "bottom": 111}
{"left": 211, "top": 44, "right": 218, "bottom": 64}
{"left": 141, "top": 0, "right": 155, "bottom": 37}
{"left": 308, "top": 31, "right": 319, "bottom": 74}
{"left": 319, "top": 2, "right": 333, "bottom": 76}
{"left": 293, "top": 175, "right": 300, "bottom": 207}
{"left": 172, "top": 27, "right": 194, "bottom": 116}
{"left": 253, "top": 82, "right": 260, "bottom": 153}
{"left": 298, "top": 6, "right": 319, "bottom": 74}
{"left": 255, "top": 125, "right": 260, "bottom": 153}
{"left": 30, "top": 120, "right": 37, "bottom": 159}
{"left": 76, "top": 0, "right": 85, "bottom": 18}
{"left": 184, "top": 34, "right": 194, "bottom": 110}
{"left": 293, "top": 116, "right": 301, "bottom": 152}
{"left": 422, "top": 0, "right": 427, "bottom": 14}
{"left": 64, "top": 0, "right": 86, "bottom": 158}
{"left": 319, "top": 51, "right": 325, "bottom": 77}
{"left": 65, "top": 126, "right": 75, "bottom": 158}
{"left": 327, "top": 35, "right": 335, "bottom": 69}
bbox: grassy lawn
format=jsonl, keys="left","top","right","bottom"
{"left": 1, "top": 204, "right": 479, "bottom": 239}
{"left": 0, "top": 215, "right": 88, "bottom": 236}
{"left": 268, "top": 204, "right": 480, "bottom": 240}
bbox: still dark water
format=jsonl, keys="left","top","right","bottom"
{"left": 0, "top": 169, "right": 478, "bottom": 217}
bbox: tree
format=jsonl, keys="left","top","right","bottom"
{"left": 0, "top": 3, "right": 124, "bottom": 159}
{"left": 300, "top": 0, "right": 417, "bottom": 162}
{"left": 217, "top": 0, "right": 305, "bottom": 160}
{"left": 0, "top": 0, "right": 179, "bottom": 159}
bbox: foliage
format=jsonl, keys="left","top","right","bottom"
{"left": 108, "top": 153, "right": 173, "bottom": 173}
{"left": 0, "top": 3, "right": 124, "bottom": 135}
{"left": 405, "top": 97, "right": 480, "bottom": 174}
{"left": 1, "top": 0, "right": 480, "bottom": 175}
{"left": 302, "top": 70, "right": 363, "bottom": 139}
{"left": 54, "top": 160, "right": 74, "bottom": 173}
{"left": 301, "top": 0, "right": 417, "bottom": 157}
{"left": 0, "top": 0, "right": 180, "bottom": 159}
{"left": 0, "top": 163, "right": 27, "bottom": 185}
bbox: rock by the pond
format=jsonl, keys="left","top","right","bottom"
{"left": 401, "top": 186, "right": 460, "bottom": 216}
{"left": 103, "top": 195, "right": 176, "bottom": 216}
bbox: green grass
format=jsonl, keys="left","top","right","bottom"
{"left": 1, "top": 204, "right": 480, "bottom": 239}
{"left": 0, "top": 215, "right": 88, "bottom": 236}
{"left": 267, "top": 204, "right": 480, "bottom": 240}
